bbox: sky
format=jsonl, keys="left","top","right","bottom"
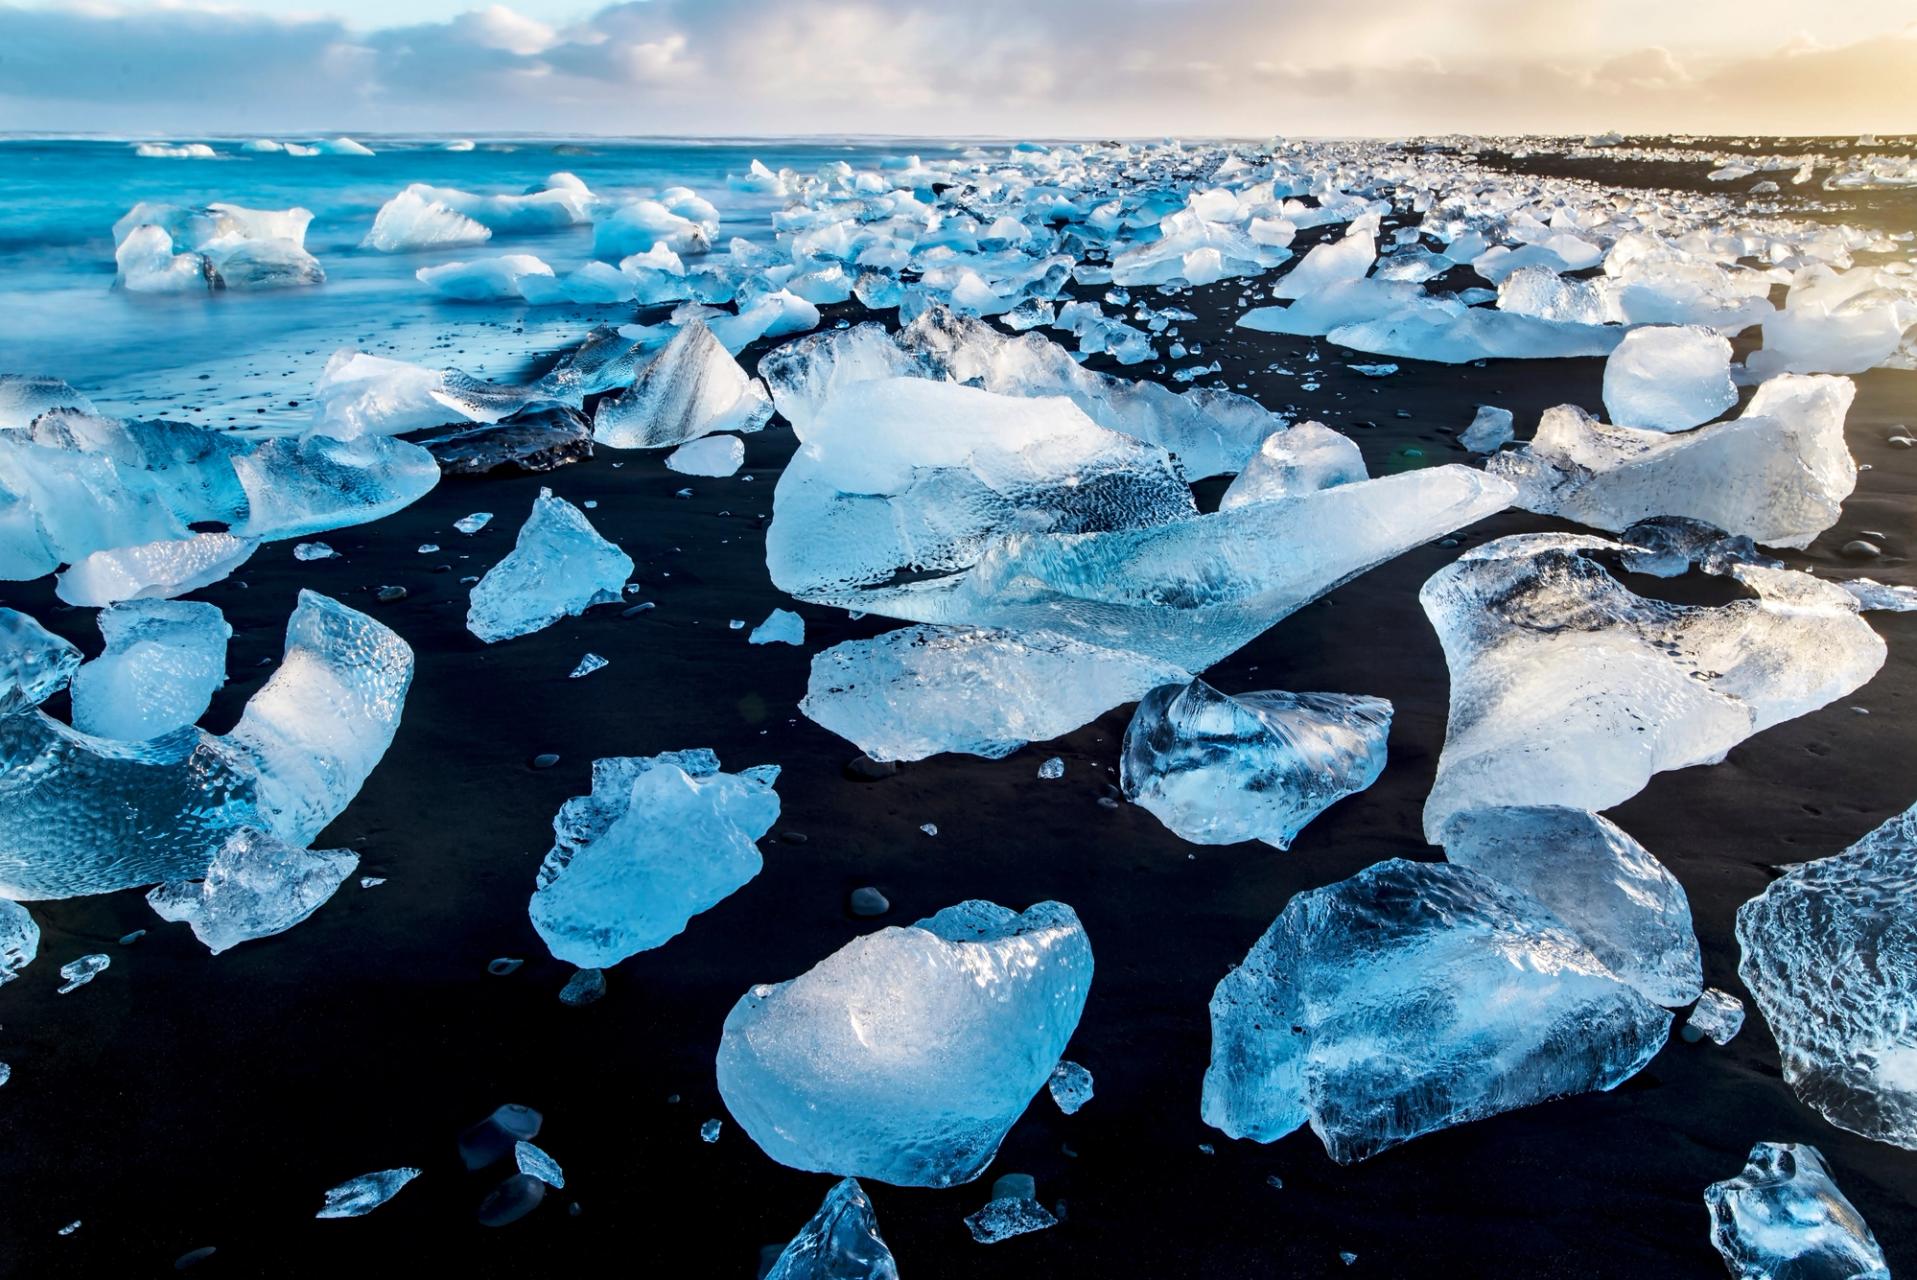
{"left": 1, "top": 0, "right": 1913, "bottom": 138}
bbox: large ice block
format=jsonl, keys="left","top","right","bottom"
{"left": 467, "top": 489, "right": 632, "bottom": 643}
{"left": 591, "top": 321, "right": 773, "bottom": 449}
{"left": 1705, "top": 1143, "right": 1887, "bottom": 1280}
{"left": 70, "top": 600, "right": 230, "bottom": 741}
{"left": 1601, "top": 324, "right": 1737, "bottom": 432}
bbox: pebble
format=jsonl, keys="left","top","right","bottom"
{"left": 531, "top": 753, "right": 561, "bottom": 769}
{"left": 118, "top": 930, "right": 146, "bottom": 945}
{"left": 174, "top": 1246, "right": 218, "bottom": 1270}
{"left": 849, "top": 886, "right": 890, "bottom": 917}
{"left": 459, "top": 1104, "right": 543, "bottom": 1170}
{"left": 559, "top": 968, "right": 606, "bottom": 1006}
{"left": 375, "top": 585, "right": 408, "bottom": 603}
{"left": 487, "top": 957, "right": 524, "bottom": 976}
{"left": 477, "top": 1174, "right": 546, "bottom": 1227}
{"left": 781, "top": 831, "right": 808, "bottom": 844}
{"left": 991, "top": 1173, "right": 1037, "bottom": 1201}
{"left": 1841, "top": 540, "right": 1882, "bottom": 560}
{"left": 843, "top": 755, "right": 898, "bottom": 781}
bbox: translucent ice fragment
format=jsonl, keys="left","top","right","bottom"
{"left": 467, "top": 488, "right": 632, "bottom": 643}
{"left": 0, "top": 899, "right": 39, "bottom": 983}
{"left": 1686, "top": 989, "right": 1746, "bottom": 1045}
{"left": 1, "top": 608, "right": 81, "bottom": 710}
{"left": 514, "top": 1141, "right": 564, "bottom": 1189}
{"left": 964, "top": 1195, "right": 1058, "bottom": 1244}
{"left": 591, "top": 321, "right": 772, "bottom": 449}
{"left": 1218, "top": 424, "right": 1367, "bottom": 509}
{"left": 1602, "top": 324, "right": 1737, "bottom": 432}
{"left": 1049, "top": 1061, "right": 1094, "bottom": 1114}
{"left": 664, "top": 435, "right": 744, "bottom": 477}
{"left": 55, "top": 532, "right": 257, "bottom": 608}
{"left": 57, "top": 953, "right": 109, "bottom": 993}
{"left": 1459, "top": 405, "right": 1515, "bottom": 453}
{"left": 316, "top": 1168, "right": 420, "bottom": 1219}
{"left": 454, "top": 512, "right": 492, "bottom": 535}
{"left": 749, "top": 609, "right": 804, "bottom": 646}
{"left": 764, "top": 1178, "right": 898, "bottom": 1280}
{"left": 147, "top": 826, "right": 356, "bottom": 954}
{"left": 1705, "top": 1143, "right": 1886, "bottom": 1280}
{"left": 70, "top": 600, "right": 230, "bottom": 741}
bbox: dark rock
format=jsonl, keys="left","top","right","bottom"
{"left": 375, "top": 585, "right": 408, "bottom": 603}
{"left": 477, "top": 1174, "right": 546, "bottom": 1227}
{"left": 413, "top": 405, "right": 593, "bottom": 476}
{"left": 849, "top": 886, "right": 890, "bottom": 917}
{"left": 843, "top": 755, "right": 898, "bottom": 781}
{"left": 992, "top": 1173, "right": 1037, "bottom": 1201}
{"left": 559, "top": 968, "right": 606, "bottom": 1006}
{"left": 487, "top": 957, "right": 524, "bottom": 976}
{"left": 531, "top": 753, "right": 561, "bottom": 769}
{"left": 174, "top": 1246, "right": 218, "bottom": 1270}
{"left": 781, "top": 831, "right": 809, "bottom": 844}
{"left": 1842, "top": 539, "right": 1883, "bottom": 560}
{"left": 459, "top": 1103, "right": 543, "bottom": 1170}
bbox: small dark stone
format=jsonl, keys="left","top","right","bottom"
{"left": 849, "top": 887, "right": 890, "bottom": 917}
{"left": 781, "top": 831, "right": 809, "bottom": 844}
{"left": 459, "top": 1103, "right": 543, "bottom": 1170}
{"left": 174, "top": 1246, "right": 218, "bottom": 1270}
{"left": 531, "top": 753, "right": 561, "bottom": 769}
{"left": 1097, "top": 796, "right": 1120, "bottom": 810}
{"left": 992, "top": 1173, "right": 1037, "bottom": 1201}
{"left": 431, "top": 564, "right": 453, "bottom": 574}
{"left": 477, "top": 1174, "right": 546, "bottom": 1227}
{"left": 843, "top": 755, "right": 899, "bottom": 781}
{"left": 559, "top": 968, "right": 606, "bottom": 1006}
{"left": 375, "top": 585, "right": 408, "bottom": 603}
{"left": 487, "top": 957, "right": 524, "bottom": 976}
{"left": 1841, "top": 540, "right": 1882, "bottom": 560}
{"left": 118, "top": 930, "right": 146, "bottom": 945}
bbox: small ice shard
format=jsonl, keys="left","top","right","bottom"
{"left": 1037, "top": 757, "right": 1064, "bottom": 780}
{"left": 717, "top": 900, "right": 1092, "bottom": 1187}
{"left": 0, "top": 900, "right": 39, "bottom": 983}
{"left": 316, "top": 1168, "right": 420, "bottom": 1219}
{"left": 467, "top": 488, "right": 632, "bottom": 643}
{"left": 56, "top": 532, "right": 257, "bottom": 608}
{"left": 1, "top": 607, "right": 81, "bottom": 709}
{"left": 359, "top": 876, "right": 384, "bottom": 889}
{"left": 1737, "top": 803, "right": 1917, "bottom": 1148}
{"left": 664, "top": 435, "right": 745, "bottom": 477}
{"left": 1217, "top": 423, "right": 1367, "bottom": 509}
{"left": 1121, "top": 681, "right": 1391, "bottom": 850}
{"left": 1459, "top": 405, "right": 1515, "bottom": 453}
{"left": 0, "top": 374, "right": 95, "bottom": 429}
{"left": 459, "top": 1104, "right": 543, "bottom": 1170}
{"left": 558, "top": 967, "right": 605, "bottom": 1006}
{"left": 592, "top": 321, "right": 772, "bottom": 450}
{"left": 1602, "top": 324, "right": 1737, "bottom": 432}
{"left": 802, "top": 625, "right": 1188, "bottom": 762}
{"left": 1488, "top": 374, "right": 1856, "bottom": 549}
{"left": 1420, "top": 535, "right": 1883, "bottom": 840}
{"left": 1202, "top": 858, "right": 1671, "bottom": 1162}
{"left": 454, "top": 512, "right": 493, "bottom": 535}
{"left": 1049, "top": 1061, "right": 1094, "bottom": 1114}
{"left": 1619, "top": 516, "right": 1778, "bottom": 579}
{"left": 1842, "top": 579, "right": 1917, "bottom": 613}
{"left": 70, "top": 600, "right": 230, "bottom": 741}
{"left": 764, "top": 1177, "right": 898, "bottom": 1280}
{"left": 1705, "top": 1143, "right": 1887, "bottom": 1280}
{"left": 529, "top": 750, "right": 779, "bottom": 967}
{"left": 514, "top": 1141, "right": 564, "bottom": 1189}
{"left": 964, "top": 1183, "right": 1059, "bottom": 1244}
{"left": 1439, "top": 806, "right": 1702, "bottom": 1007}
{"left": 568, "top": 653, "right": 608, "bottom": 679}
{"left": 0, "top": 1063, "right": 9, "bottom": 1087}
{"left": 57, "top": 953, "right": 110, "bottom": 993}
{"left": 750, "top": 609, "right": 804, "bottom": 646}
{"left": 293, "top": 542, "right": 336, "bottom": 561}
{"left": 146, "top": 827, "right": 357, "bottom": 954}
{"left": 701, "top": 1118, "right": 722, "bottom": 1143}
{"left": 1686, "top": 989, "right": 1746, "bottom": 1045}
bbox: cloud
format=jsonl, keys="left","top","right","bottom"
{"left": 0, "top": 0, "right": 1911, "bottom": 136}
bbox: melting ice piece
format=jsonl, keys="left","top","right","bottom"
{"left": 55, "top": 532, "right": 257, "bottom": 608}
{"left": 591, "top": 321, "right": 773, "bottom": 449}
{"left": 310, "top": 349, "right": 543, "bottom": 439}
{"left": 1842, "top": 579, "right": 1917, "bottom": 613}
{"left": 1120, "top": 680, "right": 1391, "bottom": 850}
{"left": 1705, "top": 1144, "right": 1887, "bottom": 1280}
{"left": 1737, "top": 803, "right": 1917, "bottom": 1148}
{"left": 965, "top": 1193, "right": 1058, "bottom": 1244}
{"left": 1218, "top": 424, "right": 1367, "bottom": 509}
{"left": 294, "top": 542, "right": 336, "bottom": 561}
{"left": 664, "top": 435, "right": 744, "bottom": 477}
{"left": 802, "top": 626, "right": 1188, "bottom": 762}
{"left": 1439, "top": 806, "right": 1702, "bottom": 1007}
{"left": 0, "top": 900, "right": 39, "bottom": 983}
{"left": 454, "top": 512, "right": 492, "bottom": 535}
{"left": 1459, "top": 405, "right": 1515, "bottom": 453}
{"left": 567, "top": 653, "right": 607, "bottom": 679}
{"left": 316, "top": 1168, "right": 420, "bottom": 1219}
{"left": 230, "top": 432, "right": 441, "bottom": 541}
{"left": 70, "top": 600, "right": 230, "bottom": 741}
{"left": 57, "top": 953, "right": 110, "bottom": 993}
{"left": 1272, "top": 227, "right": 1375, "bottom": 300}
{"left": 1488, "top": 374, "right": 1856, "bottom": 549}
{"left": 467, "top": 488, "right": 632, "bottom": 643}
{"left": 1049, "top": 1061, "right": 1094, "bottom": 1114}
{"left": 1201, "top": 858, "right": 1671, "bottom": 1163}
{"left": 417, "top": 406, "right": 594, "bottom": 477}
{"left": 764, "top": 1178, "right": 897, "bottom": 1280}
{"left": 1421, "top": 535, "right": 1883, "bottom": 840}
{"left": 1619, "top": 516, "right": 1778, "bottom": 579}
{"left": 147, "top": 826, "right": 357, "bottom": 954}
{"left": 416, "top": 254, "right": 553, "bottom": 302}
{"left": 767, "top": 377, "right": 1196, "bottom": 598}
{"left": 1, "top": 608, "right": 81, "bottom": 710}
{"left": 717, "top": 900, "right": 1092, "bottom": 1187}
{"left": 749, "top": 608, "right": 804, "bottom": 646}
{"left": 1602, "top": 324, "right": 1737, "bottom": 432}
{"left": 362, "top": 187, "right": 491, "bottom": 252}
{"left": 0, "top": 375, "right": 95, "bottom": 429}
{"left": 514, "top": 1141, "right": 565, "bottom": 1189}
{"left": 1686, "top": 989, "right": 1746, "bottom": 1045}
{"left": 529, "top": 750, "right": 779, "bottom": 967}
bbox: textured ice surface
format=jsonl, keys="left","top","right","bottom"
{"left": 1421, "top": 535, "right": 1883, "bottom": 839}
{"left": 802, "top": 625, "right": 1188, "bottom": 762}
{"left": 1687, "top": 988, "right": 1746, "bottom": 1045}
{"left": 0, "top": 375, "right": 95, "bottom": 429}
{"left": 316, "top": 1168, "right": 420, "bottom": 1219}
{"left": 530, "top": 750, "right": 779, "bottom": 967}
{"left": 57, "top": 953, "right": 109, "bottom": 993}
{"left": 809, "top": 466, "right": 1512, "bottom": 672}
{"left": 1737, "top": 803, "right": 1917, "bottom": 1148}
{"left": 765, "top": 1178, "right": 898, "bottom": 1280}
{"left": 664, "top": 434, "right": 744, "bottom": 477}
{"left": 363, "top": 187, "right": 491, "bottom": 252}
{"left": 965, "top": 1195, "right": 1059, "bottom": 1244}
{"left": 1439, "top": 806, "right": 1702, "bottom": 1006}
{"left": 749, "top": 608, "right": 804, "bottom": 646}
{"left": 1843, "top": 579, "right": 1917, "bottom": 613}
{"left": 1460, "top": 406, "right": 1515, "bottom": 453}
{"left": 311, "top": 350, "right": 541, "bottom": 439}
{"left": 514, "top": 1141, "right": 565, "bottom": 1189}
{"left": 1706, "top": 1143, "right": 1887, "bottom": 1280}
{"left": 0, "top": 899, "right": 38, "bottom": 983}
{"left": 1120, "top": 680, "right": 1391, "bottom": 850}
{"left": 1602, "top": 324, "right": 1737, "bottom": 432}
{"left": 1217, "top": 424, "right": 1367, "bottom": 509}
{"left": 70, "top": 600, "right": 230, "bottom": 741}
{"left": 1202, "top": 858, "right": 1671, "bottom": 1162}
{"left": 1, "top": 608, "right": 81, "bottom": 710}
{"left": 592, "top": 321, "right": 772, "bottom": 450}
{"left": 1619, "top": 516, "right": 1777, "bottom": 579}
{"left": 1489, "top": 374, "right": 1856, "bottom": 549}
{"left": 717, "top": 900, "right": 1092, "bottom": 1187}
{"left": 147, "top": 826, "right": 357, "bottom": 954}
{"left": 467, "top": 488, "right": 632, "bottom": 643}
{"left": 1049, "top": 1061, "right": 1094, "bottom": 1114}
{"left": 56, "top": 532, "right": 257, "bottom": 608}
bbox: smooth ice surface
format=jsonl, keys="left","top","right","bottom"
{"left": 1737, "top": 803, "right": 1917, "bottom": 1149}
{"left": 316, "top": 1168, "right": 420, "bottom": 1219}
{"left": 467, "top": 488, "right": 632, "bottom": 643}
{"left": 1, "top": 608, "right": 81, "bottom": 710}
{"left": 592, "top": 321, "right": 773, "bottom": 450}
{"left": 1688, "top": 988, "right": 1746, "bottom": 1045}
{"left": 1602, "top": 325, "right": 1737, "bottom": 432}
{"left": 0, "top": 899, "right": 38, "bottom": 983}
{"left": 70, "top": 600, "right": 230, "bottom": 741}
{"left": 1439, "top": 806, "right": 1702, "bottom": 1007}
{"left": 1421, "top": 535, "right": 1884, "bottom": 840}
{"left": 147, "top": 826, "right": 357, "bottom": 954}
{"left": 964, "top": 1196, "right": 1058, "bottom": 1244}
{"left": 1488, "top": 374, "right": 1856, "bottom": 549}
{"left": 56, "top": 533, "right": 256, "bottom": 608}
{"left": 664, "top": 435, "right": 745, "bottom": 477}
{"left": 717, "top": 900, "right": 1092, "bottom": 1187}
{"left": 1120, "top": 680, "right": 1391, "bottom": 850}
{"left": 1049, "top": 1061, "right": 1094, "bottom": 1114}
{"left": 1217, "top": 424, "right": 1367, "bottom": 509}
{"left": 529, "top": 750, "right": 779, "bottom": 967}
{"left": 1460, "top": 406, "right": 1515, "bottom": 454}
{"left": 1705, "top": 1143, "right": 1887, "bottom": 1280}
{"left": 802, "top": 625, "right": 1188, "bottom": 762}
{"left": 764, "top": 1178, "right": 899, "bottom": 1280}
{"left": 1202, "top": 858, "right": 1671, "bottom": 1162}
{"left": 750, "top": 609, "right": 804, "bottom": 646}
{"left": 1272, "top": 227, "right": 1375, "bottom": 300}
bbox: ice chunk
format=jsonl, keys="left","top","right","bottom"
{"left": 417, "top": 254, "right": 553, "bottom": 302}
{"left": 1737, "top": 803, "right": 1917, "bottom": 1148}
{"left": 0, "top": 899, "right": 38, "bottom": 983}
{"left": 591, "top": 321, "right": 773, "bottom": 449}
{"left": 1705, "top": 1143, "right": 1887, "bottom": 1280}
{"left": 802, "top": 626, "right": 1188, "bottom": 762}
{"left": 1121, "top": 680, "right": 1390, "bottom": 850}
{"left": 1201, "top": 858, "right": 1671, "bottom": 1162}
{"left": 57, "top": 953, "right": 110, "bottom": 993}
{"left": 232, "top": 433, "right": 441, "bottom": 539}
{"left": 0, "top": 375, "right": 95, "bottom": 429}
{"left": 1686, "top": 988, "right": 1746, "bottom": 1045}
{"left": 1217, "top": 423, "right": 1367, "bottom": 509}
{"left": 114, "top": 224, "right": 212, "bottom": 293}
{"left": 764, "top": 1178, "right": 897, "bottom": 1280}
{"left": 316, "top": 1168, "right": 419, "bottom": 1219}
{"left": 1439, "top": 806, "right": 1701, "bottom": 1006}
{"left": 749, "top": 608, "right": 804, "bottom": 646}
{"left": 1328, "top": 308, "right": 1622, "bottom": 364}
{"left": 1273, "top": 226, "right": 1375, "bottom": 300}
{"left": 467, "top": 489, "right": 632, "bottom": 643}
{"left": 314, "top": 137, "right": 374, "bottom": 157}
{"left": 717, "top": 900, "right": 1092, "bottom": 1187}
{"left": 416, "top": 406, "right": 593, "bottom": 477}
{"left": 1049, "top": 1061, "right": 1094, "bottom": 1114}
{"left": 1842, "top": 578, "right": 1917, "bottom": 613}
{"left": 965, "top": 1193, "right": 1058, "bottom": 1244}
{"left": 1421, "top": 535, "right": 1883, "bottom": 839}
{"left": 664, "top": 435, "right": 744, "bottom": 477}
{"left": 567, "top": 653, "right": 606, "bottom": 679}
{"left": 529, "top": 750, "right": 779, "bottom": 967}
{"left": 70, "top": 600, "right": 229, "bottom": 741}
{"left": 311, "top": 349, "right": 543, "bottom": 439}
{"left": 56, "top": 532, "right": 257, "bottom": 608}
{"left": 1, "top": 608, "right": 81, "bottom": 710}
{"left": 454, "top": 512, "right": 492, "bottom": 534}
{"left": 1602, "top": 324, "right": 1737, "bottom": 432}
{"left": 1489, "top": 374, "right": 1855, "bottom": 549}
{"left": 146, "top": 826, "right": 356, "bottom": 954}
{"left": 767, "top": 377, "right": 1197, "bottom": 599}
{"left": 514, "top": 1142, "right": 564, "bottom": 1190}
{"left": 363, "top": 187, "right": 492, "bottom": 253}
{"left": 1459, "top": 405, "right": 1515, "bottom": 453}
{"left": 1619, "top": 516, "right": 1778, "bottom": 579}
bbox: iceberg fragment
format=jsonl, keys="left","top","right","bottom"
{"left": 1601, "top": 324, "right": 1737, "bottom": 432}
{"left": 764, "top": 1178, "right": 897, "bottom": 1280}
{"left": 1217, "top": 424, "right": 1367, "bottom": 509}
{"left": 467, "top": 489, "right": 632, "bottom": 643}
{"left": 749, "top": 608, "right": 804, "bottom": 646}
{"left": 0, "top": 899, "right": 38, "bottom": 983}
{"left": 1, "top": 608, "right": 81, "bottom": 710}
{"left": 1048, "top": 1061, "right": 1093, "bottom": 1114}
{"left": 591, "top": 321, "right": 772, "bottom": 450}
{"left": 147, "top": 826, "right": 357, "bottom": 954}
{"left": 56, "top": 532, "right": 257, "bottom": 608}
{"left": 1686, "top": 988, "right": 1746, "bottom": 1045}
{"left": 316, "top": 1168, "right": 420, "bottom": 1219}
{"left": 1459, "top": 405, "right": 1515, "bottom": 453}
{"left": 70, "top": 600, "right": 230, "bottom": 741}
{"left": 664, "top": 434, "right": 744, "bottom": 477}
{"left": 1705, "top": 1143, "right": 1887, "bottom": 1280}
